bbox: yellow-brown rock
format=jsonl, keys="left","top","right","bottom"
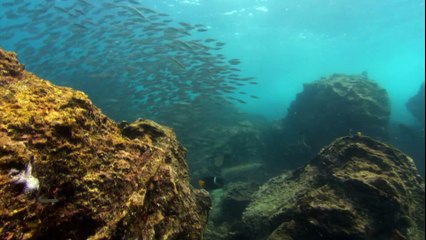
{"left": 243, "top": 136, "right": 425, "bottom": 240}
{"left": 0, "top": 48, "right": 210, "bottom": 239}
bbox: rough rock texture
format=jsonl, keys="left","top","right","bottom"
{"left": 283, "top": 73, "right": 390, "bottom": 155}
{"left": 216, "top": 182, "right": 258, "bottom": 225}
{"left": 0, "top": 48, "right": 210, "bottom": 239}
{"left": 0, "top": 49, "right": 24, "bottom": 78}
{"left": 243, "top": 136, "right": 425, "bottom": 240}
{"left": 407, "top": 82, "right": 425, "bottom": 126}
{"left": 204, "top": 182, "right": 259, "bottom": 240}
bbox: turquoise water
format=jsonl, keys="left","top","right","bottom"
{"left": 1, "top": 0, "right": 424, "bottom": 176}
{"left": 1, "top": 0, "right": 424, "bottom": 124}
{"left": 141, "top": 0, "right": 425, "bottom": 122}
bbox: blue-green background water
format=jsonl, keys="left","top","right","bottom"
{"left": 1, "top": 0, "right": 424, "bottom": 124}
{"left": 139, "top": 0, "right": 425, "bottom": 122}
{"left": 1, "top": 0, "right": 425, "bottom": 177}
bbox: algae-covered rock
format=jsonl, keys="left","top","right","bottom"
{"left": 0, "top": 48, "right": 24, "bottom": 78}
{"left": 283, "top": 73, "right": 390, "bottom": 155}
{"left": 243, "top": 136, "right": 425, "bottom": 240}
{"left": 0, "top": 48, "right": 209, "bottom": 239}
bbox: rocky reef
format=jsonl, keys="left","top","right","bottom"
{"left": 390, "top": 82, "right": 426, "bottom": 177}
{"left": 190, "top": 120, "right": 270, "bottom": 185}
{"left": 283, "top": 73, "right": 390, "bottom": 157}
{"left": 0, "top": 48, "right": 210, "bottom": 239}
{"left": 406, "top": 82, "right": 425, "bottom": 126}
{"left": 243, "top": 136, "right": 425, "bottom": 240}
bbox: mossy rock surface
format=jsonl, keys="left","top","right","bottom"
{"left": 0, "top": 48, "right": 210, "bottom": 240}
{"left": 243, "top": 136, "right": 425, "bottom": 240}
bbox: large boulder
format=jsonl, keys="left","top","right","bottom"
{"left": 243, "top": 136, "right": 425, "bottom": 240}
{"left": 391, "top": 82, "right": 426, "bottom": 177}
{"left": 0, "top": 48, "right": 210, "bottom": 239}
{"left": 283, "top": 73, "right": 390, "bottom": 154}
{"left": 407, "top": 82, "right": 425, "bottom": 126}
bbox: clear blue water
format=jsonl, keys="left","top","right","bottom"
{"left": 1, "top": 0, "right": 424, "bottom": 124}
{"left": 139, "top": 0, "right": 425, "bottom": 122}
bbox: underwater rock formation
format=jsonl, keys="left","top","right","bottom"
{"left": 243, "top": 136, "right": 425, "bottom": 240}
{"left": 204, "top": 182, "right": 259, "bottom": 240}
{"left": 0, "top": 48, "right": 209, "bottom": 239}
{"left": 216, "top": 182, "right": 258, "bottom": 225}
{"left": 283, "top": 73, "right": 390, "bottom": 156}
{"left": 393, "top": 81, "right": 426, "bottom": 177}
{"left": 191, "top": 121, "right": 269, "bottom": 185}
{"left": 407, "top": 82, "right": 425, "bottom": 126}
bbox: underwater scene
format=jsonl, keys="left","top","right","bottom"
{"left": 0, "top": 0, "right": 425, "bottom": 239}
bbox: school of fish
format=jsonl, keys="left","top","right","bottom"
{"left": 0, "top": 0, "right": 259, "bottom": 162}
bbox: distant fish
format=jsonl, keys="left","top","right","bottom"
{"left": 179, "top": 22, "right": 192, "bottom": 28}
{"left": 221, "top": 163, "right": 264, "bottom": 179}
{"left": 54, "top": 6, "right": 69, "bottom": 14}
{"left": 79, "top": 0, "right": 95, "bottom": 7}
{"left": 170, "top": 57, "right": 186, "bottom": 70}
{"left": 125, "top": 5, "right": 146, "bottom": 19}
{"left": 228, "top": 59, "right": 241, "bottom": 65}
{"left": 198, "top": 176, "right": 225, "bottom": 190}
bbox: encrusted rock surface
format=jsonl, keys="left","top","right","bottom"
{"left": 243, "top": 136, "right": 425, "bottom": 240}
{"left": 0, "top": 48, "right": 210, "bottom": 239}
{"left": 0, "top": 49, "right": 24, "bottom": 78}
{"left": 283, "top": 73, "right": 390, "bottom": 155}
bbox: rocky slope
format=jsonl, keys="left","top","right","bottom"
{"left": 0, "top": 48, "right": 210, "bottom": 239}
{"left": 244, "top": 136, "right": 425, "bottom": 240}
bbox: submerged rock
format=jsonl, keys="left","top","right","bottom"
{"left": 399, "top": 82, "right": 426, "bottom": 177}
{"left": 217, "top": 182, "right": 259, "bottom": 225}
{"left": 283, "top": 73, "right": 390, "bottom": 155}
{"left": 407, "top": 82, "right": 425, "bottom": 126}
{"left": 0, "top": 48, "right": 209, "bottom": 239}
{"left": 191, "top": 122, "right": 269, "bottom": 185}
{"left": 243, "top": 136, "right": 425, "bottom": 240}
{"left": 205, "top": 182, "right": 259, "bottom": 240}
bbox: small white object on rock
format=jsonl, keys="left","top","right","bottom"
{"left": 9, "top": 156, "right": 40, "bottom": 195}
